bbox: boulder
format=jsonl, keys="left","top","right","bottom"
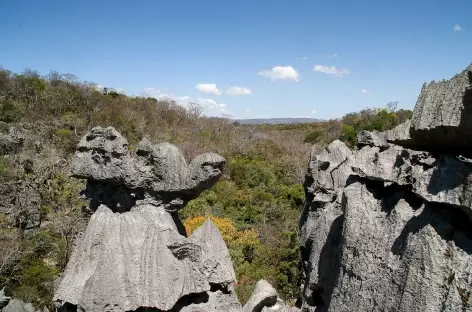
{"left": 54, "top": 127, "right": 242, "bottom": 312}
{"left": 243, "top": 280, "right": 278, "bottom": 312}
{"left": 244, "top": 280, "right": 298, "bottom": 312}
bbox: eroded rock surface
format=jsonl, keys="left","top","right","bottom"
{"left": 54, "top": 127, "right": 242, "bottom": 312}
{"left": 300, "top": 64, "right": 472, "bottom": 312}
{"left": 244, "top": 280, "right": 299, "bottom": 312}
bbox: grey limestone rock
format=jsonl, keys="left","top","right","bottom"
{"left": 244, "top": 280, "right": 298, "bottom": 312}
{"left": 71, "top": 127, "right": 225, "bottom": 211}
{"left": 352, "top": 144, "right": 472, "bottom": 219}
{"left": 384, "top": 119, "right": 412, "bottom": 145}
{"left": 54, "top": 127, "right": 242, "bottom": 312}
{"left": 409, "top": 64, "right": 472, "bottom": 155}
{"left": 299, "top": 141, "right": 350, "bottom": 309}
{"left": 356, "top": 130, "right": 387, "bottom": 148}
{"left": 383, "top": 64, "right": 472, "bottom": 156}
{"left": 189, "top": 219, "right": 236, "bottom": 286}
{"left": 300, "top": 64, "right": 472, "bottom": 312}
{"left": 300, "top": 143, "right": 472, "bottom": 312}
{"left": 243, "top": 280, "right": 278, "bottom": 312}
{"left": 1, "top": 298, "right": 41, "bottom": 312}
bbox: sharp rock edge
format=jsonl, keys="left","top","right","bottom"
{"left": 300, "top": 64, "right": 472, "bottom": 312}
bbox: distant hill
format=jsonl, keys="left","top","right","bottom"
{"left": 233, "top": 118, "right": 321, "bottom": 125}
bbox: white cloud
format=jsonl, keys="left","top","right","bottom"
{"left": 94, "top": 84, "right": 125, "bottom": 94}
{"left": 226, "top": 86, "right": 252, "bottom": 96}
{"left": 301, "top": 56, "right": 308, "bottom": 60}
{"left": 192, "top": 98, "right": 226, "bottom": 111}
{"left": 311, "top": 109, "right": 317, "bottom": 114}
{"left": 196, "top": 83, "right": 222, "bottom": 95}
{"left": 245, "top": 108, "right": 252, "bottom": 113}
{"left": 143, "top": 87, "right": 160, "bottom": 97}
{"left": 361, "top": 89, "right": 368, "bottom": 93}
{"left": 257, "top": 66, "right": 300, "bottom": 82}
{"left": 454, "top": 24, "right": 464, "bottom": 32}
{"left": 313, "top": 65, "right": 351, "bottom": 77}
{"left": 143, "top": 88, "right": 226, "bottom": 114}
{"left": 267, "top": 107, "right": 273, "bottom": 110}
{"left": 329, "top": 54, "right": 339, "bottom": 59}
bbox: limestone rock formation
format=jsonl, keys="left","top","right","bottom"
{"left": 244, "top": 280, "right": 299, "bottom": 312}
{"left": 54, "top": 127, "right": 242, "bottom": 312}
{"left": 386, "top": 64, "right": 472, "bottom": 156}
{"left": 300, "top": 64, "right": 472, "bottom": 312}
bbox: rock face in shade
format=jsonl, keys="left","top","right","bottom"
{"left": 54, "top": 127, "right": 242, "bottom": 312}
{"left": 299, "top": 64, "right": 472, "bottom": 312}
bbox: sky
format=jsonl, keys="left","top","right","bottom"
{"left": 0, "top": 0, "right": 471, "bottom": 119}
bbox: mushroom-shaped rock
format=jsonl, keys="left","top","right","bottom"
{"left": 54, "top": 128, "right": 237, "bottom": 312}
{"left": 71, "top": 127, "right": 226, "bottom": 212}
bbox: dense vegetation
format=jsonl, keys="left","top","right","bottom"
{"left": 0, "top": 67, "right": 412, "bottom": 309}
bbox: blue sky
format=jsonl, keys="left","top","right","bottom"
{"left": 1, "top": 0, "right": 471, "bottom": 119}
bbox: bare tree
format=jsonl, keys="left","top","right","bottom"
{"left": 187, "top": 102, "right": 204, "bottom": 118}
{"left": 387, "top": 101, "right": 398, "bottom": 113}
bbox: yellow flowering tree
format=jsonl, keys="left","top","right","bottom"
{"left": 184, "top": 215, "right": 262, "bottom": 300}
{"left": 184, "top": 215, "right": 259, "bottom": 248}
